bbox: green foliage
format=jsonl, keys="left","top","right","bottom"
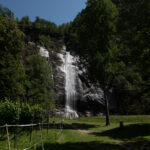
{"left": 38, "top": 35, "right": 51, "bottom": 49}
{"left": 18, "top": 16, "right": 63, "bottom": 51}
{"left": 31, "top": 105, "right": 42, "bottom": 123}
{"left": 20, "top": 16, "right": 32, "bottom": 27}
{"left": 0, "top": 100, "right": 43, "bottom": 125}
{"left": 68, "top": 0, "right": 150, "bottom": 114}
{"left": 0, "top": 17, "right": 25, "bottom": 101}
{"left": 0, "top": 100, "right": 20, "bottom": 125}
{"left": 0, "top": 5, "right": 14, "bottom": 18}
{"left": 20, "top": 16, "right": 32, "bottom": 33}
{"left": 20, "top": 104, "right": 33, "bottom": 124}
{"left": 34, "top": 16, "right": 58, "bottom": 34}
{"left": 0, "top": 1, "right": 149, "bottom": 116}
{"left": 70, "top": 0, "right": 120, "bottom": 125}
{"left": 20, "top": 104, "right": 42, "bottom": 123}
{"left": 111, "top": 0, "right": 150, "bottom": 114}
{"left": 71, "top": 0, "right": 120, "bottom": 88}
{"left": 58, "top": 23, "right": 71, "bottom": 36}
{"left": 71, "top": 0, "right": 120, "bottom": 85}
{"left": 24, "top": 54, "right": 54, "bottom": 109}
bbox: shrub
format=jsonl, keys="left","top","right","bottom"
{"left": 38, "top": 35, "right": 51, "bottom": 49}
{"left": 0, "top": 101, "right": 43, "bottom": 125}
{"left": 20, "top": 104, "right": 42, "bottom": 124}
{"left": 20, "top": 104, "right": 32, "bottom": 124}
{"left": 31, "top": 105, "right": 42, "bottom": 123}
{"left": 0, "top": 100, "right": 20, "bottom": 125}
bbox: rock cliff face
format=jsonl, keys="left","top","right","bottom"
{"left": 49, "top": 46, "right": 66, "bottom": 106}
{"left": 49, "top": 45, "right": 116, "bottom": 116}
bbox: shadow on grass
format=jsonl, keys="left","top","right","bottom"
{"left": 37, "top": 140, "right": 150, "bottom": 150}
{"left": 63, "top": 123, "right": 98, "bottom": 130}
{"left": 37, "top": 141, "right": 123, "bottom": 150}
{"left": 90, "top": 124, "right": 150, "bottom": 140}
{"left": 124, "top": 140, "right": 150, "bottom": 150}
{"left": 40, "top": 123, "right": 98, "bottom": 130}
{"left": 0, "top": 123, "right": 96, "bottom": 142}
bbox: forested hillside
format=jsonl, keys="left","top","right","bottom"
{"left": 0, "top": 5, "right": 61, "bottom": 124}
{"left": 0, "top": 0, "right": 150, "bottom": 125}
{"left": 66, "top": 0, "right": 150, "bottom": 115}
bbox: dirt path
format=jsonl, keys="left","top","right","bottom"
{"left": 77, "top": 129, "right": 91, "bottom": 134}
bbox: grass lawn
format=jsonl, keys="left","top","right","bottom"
{"left": 0, "top": 116, "right": 150, "bottom": 150}
{"left": 0, "top": 119, "right": 62, "bottom": 150}
{"left": 41, "top": 115, "right": 150, "bottom": 150}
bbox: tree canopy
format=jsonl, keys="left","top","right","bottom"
{"left": 66, "top": 0, "right": 150, "bottom": 115}
{"left": 24, "top": 54, "right": 54, "bottom": 109}
{"left": 0, "top": 17, "right": 25, "bottom": 101}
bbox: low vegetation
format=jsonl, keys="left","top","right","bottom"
{"left": 0, "top": 101, "right": 42, "bottom": 125}
{"left": 41, "top": 116, "right": 150, "bottom": 150}
{"left": 1, "top": 116, "right": 149, "bottom": 150}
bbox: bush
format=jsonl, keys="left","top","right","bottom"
{"left": 19, "top": 104, "right": 43, "bottom": 124}
{"left": 0, "top": 100, "right": 20, "bottom": 125}
{"left": 20, "top": 104, "right": 32, "bottom": 124}
{"left": 38, "top": 35, "right": 51, "bottom": 49}
{"left": 31, "top": 105, "right": 42, "bottom": 123}
{"left": 20, "top": 104, "right": 42, "bottom": 124}
{"left": 0, "top": 100, "right": 43, "bottom": 125}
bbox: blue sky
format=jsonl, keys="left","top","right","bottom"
{"left": 0, "top": 0, "right": 87, "bottom": 25}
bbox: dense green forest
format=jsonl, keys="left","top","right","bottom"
{"left": 0, "top": 4, "right": 59, "bottom": 124}
{"left": 0, "top": 0, "right": 150, "bottom": 124}
{"left": 66, "top": 0, "right": 150, "bottom": 116}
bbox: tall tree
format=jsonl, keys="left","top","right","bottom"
{"left": 112, "top": 0, "right": 150, "bottom": 114}
{"left": 0, "top": 17, "right": 25, "bottom": 101}
{"left": 72, "top": 0, "right": 121, "bottom": 125}
{"left": 0, "top": 5, "right": 14, "bottom": 18}
{"left": 24, "top": 54, "right": 54, "bottom": 109}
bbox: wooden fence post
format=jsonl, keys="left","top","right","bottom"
{"left": 53, "top": 120, "right": 56, "bottom": 144}
{"left": 6, "top": 124, "right": 11, "bottom": 150}
{"left": 47, "top": 122, "right": 49, "bottom": 134}
{"left": 47, "top": 111, "right": 49, "bottom": 134}
{"left": 39, "top": 123, "right": 44, "bottom": 150}
{"left": 30, "top": 124, "right": 33, "bottom": 142}
{"left": 14, "top": 125, "right": 18, "bottom": 149}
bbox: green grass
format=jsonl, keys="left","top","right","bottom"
{"left": 0, "top": 116, "right": 150, "bottom": 150}
{"left": 0, "top": 119, "right": 62, "bottom": 150}
{"left": 41, "top": 115, "right": 150, "bottom": 150}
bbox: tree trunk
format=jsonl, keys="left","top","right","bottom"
{"left": 104, "top": 87, "right": 110, "bottom": 126}
{"left": 47, "top": 110, "right": 50, "bottom": 134}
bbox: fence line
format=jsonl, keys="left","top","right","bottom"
{"left": 0, "top": 123, "right": 53, "bottom": 128}
{"left": 0, "top": 119, "right": 64, "bottom": 150}
{"left": 6, "top": 124, "right": 11, "bottom": 150}
{"left": 24, "top": 126, "right": 63, "bottom": 150}
{"left": 0, "top": 125, "right": 7, "bottom": 128}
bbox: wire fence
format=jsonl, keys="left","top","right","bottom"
{"left": 0, "top": 119, "right": 64, "bottom": 150}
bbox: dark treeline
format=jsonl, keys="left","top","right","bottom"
{"left": 65, "top": 0, "right": 150, "bottom": 119}
{"left": 0, "top": 5, "right": 63, "bottom": 124}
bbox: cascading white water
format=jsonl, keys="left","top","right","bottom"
{"left": 39, "top": 45, "right": 105, "bottom": 117}
{"left": 65, "top": 51, "right": 79, "bottom": 118}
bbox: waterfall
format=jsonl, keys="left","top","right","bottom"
{"left": 65, "top": 51, "right": 79, "bottom": 118}
{"left": 47, "top": 45, "right": 106, "bottom": 117}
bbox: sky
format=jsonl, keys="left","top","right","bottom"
{"left": 0, "top": 0, "right": 87, "bottom": 25}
